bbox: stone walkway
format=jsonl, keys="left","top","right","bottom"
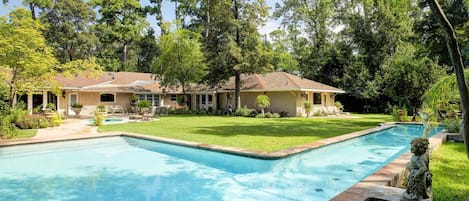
{"left": 34, "top": 118, "right": 98, "bottom": 139}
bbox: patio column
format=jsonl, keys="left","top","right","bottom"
{"left": 27, "top": 93, "right": 33, "bottom": 115}
{"left": 42, "top": 90, "right": 48, "bottom": 110}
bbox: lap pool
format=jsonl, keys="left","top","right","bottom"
{"left": 0, "top": 124, "right": 442, "bottom": 201}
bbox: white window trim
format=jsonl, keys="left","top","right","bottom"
{"left": 99, "top": 92, "right": 116, "bottom": 103}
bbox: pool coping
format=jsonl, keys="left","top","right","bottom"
{"left": 0, "top": 123, "right": 399, "bottom": 160}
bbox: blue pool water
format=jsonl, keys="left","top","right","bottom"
{"left": 0, "top": 124, "right": 442, "bottom": 201}
{"left": 87, "top": 118, "right": 124, "bottom": 124}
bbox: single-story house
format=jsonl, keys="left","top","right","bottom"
{"left": 14, "top": 71, "right": 345, "bottom": 117}
{"left": 190, "top": 72, "right": 345, "bottom": 117}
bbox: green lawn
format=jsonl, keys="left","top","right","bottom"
{"left": 431, "top": 142, "right": 469, "bottom": 201}
{"left": 15, "top": 129, "right": 37, "bottom": 139}
{"left": 98, "top": 114, "right": 391, "bottom": 152}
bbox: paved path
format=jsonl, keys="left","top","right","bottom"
{"left": 33, "top": 118, "right": 98, "bottom": 139}
{"left": 0, "top": 118, "right": 106, "bottom": 146}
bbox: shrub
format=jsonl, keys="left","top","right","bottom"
{"left": 235, "top": 106, "right": 252, "bottom": 117}
{"left": 313, "top": 111, "right": 322, "bottom": 116}
{"left": 442, "top": 118, "right": 460, "bottom": 133}
{"left": 15, "top": 114, "right": 49, "bottom": 129}
{"left": 49, "top": 113, "right": 62, "bottom": 127}
{"left": 279, "top": 111, "right": 289, "bottom": 117}
{"left": 71, "top": 102, "right": 83, "bottom": 108}
{"left": 249, "top": 110, "right": 258, "bottom": 117}
{"left": 272, "top": 113, "right": 280, "bottom": 118}
{"left": 392, "top": 107, "right": 408, "bottom": 122}
{"left": 0, "top": 115, "right": 18, "bottom": 139}
{"left": 136, "top": 100, "right": 151, "bottom": 108}
{"left": 255, "top": 113, "right": 265, "bottom": 118}
{"left": 46, "top": 103, "right": 56, "bottom": 111}
{"left": 265, "top": 112, "right": 273, "bottom": 118}
{"left": 304, "top": 102, "right": 312, "bottom": 117}
{"left": 334, "top": 101, "right": 344, "bottom": 111}
{"left": 256, "top": 95, "right": 270, "bottom": 115}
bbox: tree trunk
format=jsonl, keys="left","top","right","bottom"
{"left": 429, "top": 0, "right": 469, "bottom": 159}
{"left": 235, "top": 70, "right": 241, "bottom": 111}
{"left": 205, "top": 0, "right": 210, "bottom": 38}
{"left": 29, "top": 2, "right": 36, "bottom": 20}
{"left": 123, "top": 42, "right": 128, "bottom": 70}
{"left": 156, "top": 0, "right": 164, "bottom": 35}
{"left": 234, "top": 0, "right": 241, "bottom": 111}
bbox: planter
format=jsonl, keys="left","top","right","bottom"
{"left": 95, "top": 111, "right": 108, "bottom": 117}
{"left": 44, "top": 112, "right": 56, "bottom": 119}
{"left": 72, "top": 108, "right": 82, "bottom": 116}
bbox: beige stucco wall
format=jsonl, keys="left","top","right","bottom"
{"left": 218, "top": 91, "right": 297, "bottom": 117}
{"left": 294, "top": 91, "right": 337, "bottom": 116}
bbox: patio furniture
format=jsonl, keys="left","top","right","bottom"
{"left": 129, "top": 115, "right": 143, "bottom": 122}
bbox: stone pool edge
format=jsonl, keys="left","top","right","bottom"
{"left": 330, "top": 130, "right": 449, "bottom": 201}
{"left": 0, "top": 123, "right": 398, "bottom": 160}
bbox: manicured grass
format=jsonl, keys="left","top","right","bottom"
{"left": 98, "top": 114, "right": 391, "bottom": 152}
{"left": 431, "top": 142, "right": 469, "bottom": 201}
{"left": 15, "top": 129, "right": 37, "bottom": 139}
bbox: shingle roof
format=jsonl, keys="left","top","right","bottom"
{"left": 55, "top": 71, "right": 344, "bottom": 94}
{"left": 55, "top": 71, "right": 182, "bottom": 93}
{"left": 218, "top": 72, "right": 345, "bottom": 93}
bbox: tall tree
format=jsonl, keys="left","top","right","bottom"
{"left": 152, "top": 24, "right": 206, "bottom": 101}
{"left": 0, "top": 8, "right": 57, "bottom": 105}
{"left": 203, "top": 0, "right": 272, "bottom": 110}
{"left": 91, "top": 0, "right": 147, "bottom": 71}
{"left": 429, "top": 0, "right": 469, "bottom": 159}
{"left": 146, "top": 0, "right": 165, "bottom": 35}
{"left": 414, "top": 0, "right": 469, "bottom": 67}
{"left": 40, "top": 0, "right": 98, "bottom": 63}
{"left": 269, "top": 30, "right": 298, "bottom": 73}
{"left": 274, "top": 0, "right": 335, "bottom": 80}
{"left": 0, "top": 8, "right": 101, "bottom": 107}
{"left": 136, "top": 28, "right": 160, "bottom": 73}
{"left": 381, "top": 42, "right": 445, "bottom": 118}
{"left": 2, "top": 0, "right": 52, "bottom": 20}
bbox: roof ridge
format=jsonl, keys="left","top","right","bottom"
{"left": 254, "top": 74, "right": 267, "bottom": 90}
{"left": 281, "top": 72, "right": 302, "bottom": 89}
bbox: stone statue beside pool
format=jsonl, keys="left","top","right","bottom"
{"left": 401, "top": 137, "right": 433, "bottom": 201}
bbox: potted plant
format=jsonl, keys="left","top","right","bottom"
{"left": 44, "top": 103, "right": 57, "bottom": 118}
{"left": 335, "top": 101, "right": 344, "bottom": 112}
{"left": 129, "top": 95, "right": 138, "bottom": 106}
{"left": 96, "top": 103, "right": 107, "bottom": 117}
{"left": 71, "top": 103, "right": 83, "bottom": 116}
{"left": 136, "top": 100, "right": 151, "bottom": 114}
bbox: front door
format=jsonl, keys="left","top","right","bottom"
{"left": 69, "top": 93, "right": 78, "bottom": 115}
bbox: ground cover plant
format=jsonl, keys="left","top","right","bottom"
{"left": 431, "top": 142, "right": 469, "bottom": 201}
{"left": 99, "top": 114, "right": 391, "bottom": 152}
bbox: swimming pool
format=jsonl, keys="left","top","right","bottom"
{"left": 0, "top": 124, "right": 442, "bottom": 200}
{"left": 87, "top": 117, "right": 124, "bottom": 125}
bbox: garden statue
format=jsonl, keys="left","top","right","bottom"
{"left": 401, "top": 138, "right": 433, "bottom": 201}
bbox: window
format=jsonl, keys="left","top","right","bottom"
{"left": 137, "top": 94, "right": 160, "bottom": 106}
{"left": 171, "top": 95, "right": 177, "bottom": 101}
{"left": 202, "top": 95, "right": 206, "bottom": 104}
{"left": 100, "top": 93, "right": 115, "bottom": 102}
{"left": 208, "top": 95, "right": 213, "bottom": 104}
{"left": 153, "top": 95, "right": 160, "bottom": 106}
{"left": 313, "top": 93, "right": 321, "bottom": 104}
